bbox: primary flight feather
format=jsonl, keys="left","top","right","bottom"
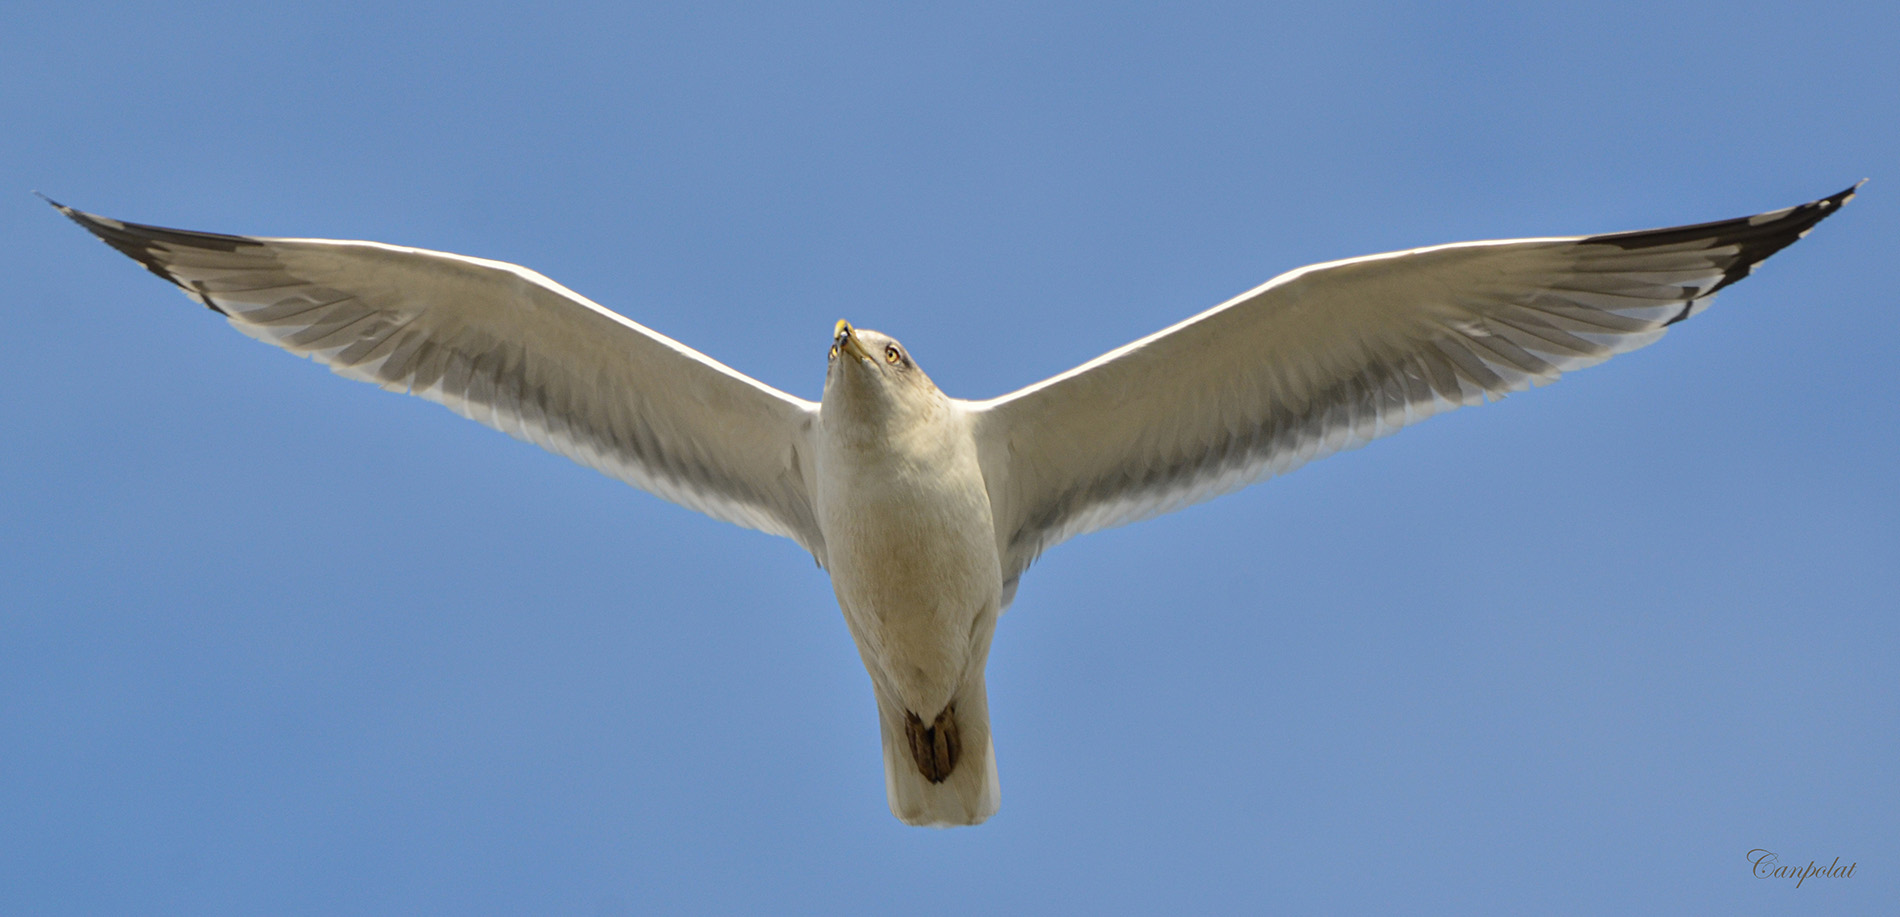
{"left": 51, "top": 184, "right": 1856, "bottom": 826}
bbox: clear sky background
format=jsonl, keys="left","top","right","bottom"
{"left": 3, "top": 2, "right": 1893, "bottom": 913}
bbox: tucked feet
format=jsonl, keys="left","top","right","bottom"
{"left": 904, "top": 705, "right": 961, "bottom": 783}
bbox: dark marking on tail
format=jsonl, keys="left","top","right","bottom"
{"left": 904, "top": 704, "right": 962, "bottom": 783}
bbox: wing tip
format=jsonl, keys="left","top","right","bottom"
{"left": 45, "top": 199, "right": 248, "bottom": 315}
{"left": 1814, "top": 179, "right": 1864, "bottom": 215}
{"left": 39, "top": 192, "right": 113, "bottom": 232}
{"left": 1581, "top": 182, "right": 1859, "bottom": 296}
{"left": 1713, "top": 181, "right": 1860, "bottom": 291}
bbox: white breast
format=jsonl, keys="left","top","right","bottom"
{"left": 815, "top": 402, "right": 1002, "bottom": 719}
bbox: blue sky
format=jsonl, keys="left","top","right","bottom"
{"left": 3, "top": 2, "right": 1893, "bottom": 913}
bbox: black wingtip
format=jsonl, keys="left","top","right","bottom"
{"left": 1822, "top": 179, "right": 1864, "bottom": 210}
{"left": 1583, "top": 183, "right": 1860, "bottom": 296}
{"left": 37, "top": 192, "right": 89, "bottom": 224}
{"left": 45, "top": 200, "right": 252, "bottom": 316}
{"left": 41, "top": 195, "right": 122, "bottom": 235}
{"left": 47, "top": 201, "right": 186, "bottom": 289}
{"left": 35, "top": 193, "right": 106, "bottom": 231}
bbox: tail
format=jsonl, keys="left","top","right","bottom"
{"left": 873, "top": 673, "right": 1000, "bottom": 827}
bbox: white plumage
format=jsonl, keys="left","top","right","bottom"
{"left": 51, "top": 183, "right": 1856, "bottom": 826}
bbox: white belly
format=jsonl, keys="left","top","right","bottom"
{"left": 816, "top": 432, "right": 1002, "bottom": 719}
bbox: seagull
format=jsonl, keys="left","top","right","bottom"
{"left": 49, "top": 184, "right": 1856, "bottom": 826}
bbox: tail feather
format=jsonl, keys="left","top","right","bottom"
{"left": 875, "top": 674, "right": 999, "bottom": 827}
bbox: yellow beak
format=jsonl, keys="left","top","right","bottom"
{"left": 835, "top": 319, "right": 872, "bottom": 362}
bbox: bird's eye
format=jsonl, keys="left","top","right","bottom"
{"left": 829, "top": 344, "right": 838, "bottom": 361}
{"left": 884, "top": 345, "right": 902, "bottom": 364}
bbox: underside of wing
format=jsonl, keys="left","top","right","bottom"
{"left": 972, "top": 184, "right": 1859, "bottom": 585}
{"left": 55, "top": 202, "right": 827, "bottom": 558}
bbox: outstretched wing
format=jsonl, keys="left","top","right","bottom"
{"left": 972, "top": 184, "right": 1857, "bottom": 586}
{"left": 55, "top": 202, "right": 827, "bottom": 558}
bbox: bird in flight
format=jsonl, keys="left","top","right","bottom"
{"left": 51, "top": 184, "right": 1856, "bottom": 826}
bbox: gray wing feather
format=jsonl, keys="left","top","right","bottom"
{"left": 972, "top": 184, "right": 1858, "bottom": 586}
{"left": 55, "top": 203, "right": 826, "bottom": 558}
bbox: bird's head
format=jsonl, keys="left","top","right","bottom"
{"left": 822, "top": 320, "right": 942, "bottom": 429}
